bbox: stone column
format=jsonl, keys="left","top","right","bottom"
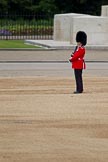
{"left": 101, "top": 5, "right": 108, "bottom": 16}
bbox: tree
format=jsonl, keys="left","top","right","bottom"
{"left": 0, "top": 0, "right": 8, "bottom": 14}
{"left": 0, "top": 0, "right": 107, "bottom": 16}
{"left": 54, "top": 0, "right": 103, "bottom": 15}
{"left": 37, "top": 0, "right": 57, "bottom": 15}
{"left": 8, "top": 0, "right": 32, "bottom": 14}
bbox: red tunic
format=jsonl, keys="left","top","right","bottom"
{"left": 69, "top": 46, "right": 86, "bottom": 69}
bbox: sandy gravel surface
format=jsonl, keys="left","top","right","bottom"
{"left": 0, "top": 76, "right": 108, "bottom": 162}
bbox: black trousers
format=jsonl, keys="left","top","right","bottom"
{"left": 74, "top": 69, "right": 83, "bottom": 93}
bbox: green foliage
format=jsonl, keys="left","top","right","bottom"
{"left": 0, "top": 18, "right": 53, "bottom": 36}
{"left": 0, "top": 0, "right": 8, "bottom": 13}
{"left": 0, "top": 0, "right": 107, "bottom": 16}
{"left": 38, "top": 0, "right": 57, "bottom": 15}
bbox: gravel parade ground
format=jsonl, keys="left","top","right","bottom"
{"left": 0, "top": 49, "right": 108, "bottom": 162}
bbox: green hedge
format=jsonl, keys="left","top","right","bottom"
{"left": 0, "top": 18, "right": 53, "bottom": 36}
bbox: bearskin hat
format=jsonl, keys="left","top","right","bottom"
{"left": 76, "top": 31, "right": 87, "bottom": 46}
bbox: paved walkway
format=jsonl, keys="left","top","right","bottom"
{"left": 0, "top": 62, "right": 107, "bottom": 77}
{"left": 25, "top": 39, "right": 108, "bottom": 50}
{"left": 0, "top": 49, "right": 108, "bottom": 62}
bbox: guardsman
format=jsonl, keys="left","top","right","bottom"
{"left": 69, "top": 31, "right": 87, "bottom": 94}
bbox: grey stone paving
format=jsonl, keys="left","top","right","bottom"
{"left": 0, "top": 49, "right": 108, "bottom": 62}
{"left": 0, "top": 62, "right": 107, "bottom": 77}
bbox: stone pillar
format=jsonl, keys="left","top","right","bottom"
{"left": 101, "top": 5, "right": 108, "bottom": 16}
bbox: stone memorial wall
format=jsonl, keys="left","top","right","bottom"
{"left": 54, "top": 5, "right": 108, "bottom": 45}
